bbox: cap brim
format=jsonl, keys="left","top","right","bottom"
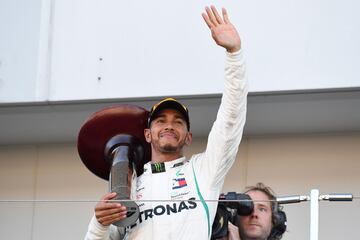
{"left": 149, "top": 100, "right": 190, "bottom": 130}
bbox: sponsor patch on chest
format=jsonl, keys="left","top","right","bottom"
{"left": 170, "top": 170, "right": 191, "bottom": 199}
{"left": 172, "top": 177, "right": 187, "bottom": 190}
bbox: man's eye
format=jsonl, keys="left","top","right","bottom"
{"left": 156, "top": 119, "right": 165, "bottom": 123}
{"left": 259, "top": 207, "right": 267, "bottom": 212}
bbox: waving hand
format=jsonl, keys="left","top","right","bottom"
{"left": 202, "top": 6, "right": 241, "bottom": 53}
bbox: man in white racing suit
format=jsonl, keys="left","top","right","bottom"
{"left": 85, "top": 5, "right": 248, "bottom": 240}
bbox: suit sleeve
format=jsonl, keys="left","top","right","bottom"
{"left": 193, "top": 49, "right": 248, "bottom": 190}
{"left": 84, "top": 215, "right": 125, "bottom": 240}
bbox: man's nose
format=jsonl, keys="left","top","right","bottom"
{"left": 164, "top": 122, "right": 175, "bottom": 130}
{"left": 250, "top": 209, "right": 259, "bottom": 218}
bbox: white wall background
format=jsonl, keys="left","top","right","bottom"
{"left": 1, "top": 0, "right": 360, "bottom": 102}
{"left": 1, "top": 134, "right": 359, "bottom": 240}
{"left": 0, "top": 0, "right": 42, "bottom": 102}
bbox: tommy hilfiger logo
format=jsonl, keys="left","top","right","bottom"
{"left": 172, "top": 177, "right": 187, "bottom": 189}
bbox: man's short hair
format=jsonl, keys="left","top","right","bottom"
{"left": 245, "top": 183, "right": 284, "bottom": 240}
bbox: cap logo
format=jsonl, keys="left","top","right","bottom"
{"left": 151, "top": 98, "right": 187, "bottom": 113}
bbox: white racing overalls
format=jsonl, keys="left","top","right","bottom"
{"left": 85, "top": 49, "right": 248, "bottom": 240}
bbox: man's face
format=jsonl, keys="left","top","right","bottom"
{"left": 144, "top": 109, "right": 192, "bottom": 154}
{"left": 239, "top": 190, "right": 273, "bottom": 240}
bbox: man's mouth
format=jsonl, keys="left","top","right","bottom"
{"left": 160, "top": 132, "right": 177, "bottom": 139}
{"left": 248, "top": 222, "right": 261, "bottom": 227}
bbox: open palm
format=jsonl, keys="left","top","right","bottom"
{"left": 202, "top": 6, "right": 241, "bottom": 53}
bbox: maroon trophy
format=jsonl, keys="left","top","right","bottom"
{"left": 77, "top": 104, "right": 151, "bottom": 227}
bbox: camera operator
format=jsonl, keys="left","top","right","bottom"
{"left": 216, "top": 183, "right": 286, "bottom": 240}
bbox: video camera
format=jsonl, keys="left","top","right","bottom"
{"left": 211, "top": 192, "right": 288, "bottom": 240}
{"left": 211, "top": 192, "right": 254, "bottom": 239}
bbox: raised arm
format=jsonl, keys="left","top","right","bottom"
{"left": 195, "top": 6, "right": 247, "bottom": 190}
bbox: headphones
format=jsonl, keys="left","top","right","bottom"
{"left": 268, "top": 203, "right": 287, "bottom": 240}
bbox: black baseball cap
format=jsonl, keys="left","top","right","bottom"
{"left": 148, "top": 98, "right": 190, "bottom": 130}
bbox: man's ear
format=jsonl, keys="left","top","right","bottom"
{"left": 185, "top": 132, "right": 192, "bottom": 146}
{"left": 144, "top": 128, "right": 151, "bottom": 143}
